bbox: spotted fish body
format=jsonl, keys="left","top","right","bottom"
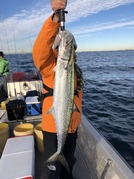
{"left": 46, "top": 30, "right": 76, "bottom": 172}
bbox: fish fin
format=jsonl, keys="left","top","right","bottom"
{"left": 42, "top": 151, "right": 70, "bottom": 174}
{"left": 58, "top": 154, "right": 70, "bottom": 173}
{"left": 53, "top": 65, "right": 57, "bottom": 72}
{"left": 73, "top": 103, "right": 80, "bottom": 113}
{"left": 46, "top": 106, "right": 54, "bottom": 115}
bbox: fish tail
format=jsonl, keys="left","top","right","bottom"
{"left": 58, "top": 154, "right": 70, "bottom": 174}
{"left": 42, "top": 151, "right": 70, "bottom": 173}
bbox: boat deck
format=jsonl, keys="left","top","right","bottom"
{"left": 7, "top": 120, "right": 90, "bottom": 179}
{"left": 35, "top": 143, "right": 90, "bottom": 179}
{"left": 1, "top": 111, "right": 133, "bottom": 179}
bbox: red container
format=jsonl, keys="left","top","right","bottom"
{"left": 12, "top": 72, "right": 25, "bottom": 82}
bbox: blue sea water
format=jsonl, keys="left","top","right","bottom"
{"left": 5, "top": 50, "right": 134, "bottom": 170}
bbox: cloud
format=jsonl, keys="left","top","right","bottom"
{"left": 0, "top": 0, "right": 134, "bottom": 53}
{"left": 72, "top": 19, "right": 134, "bottom": 37}
{"left": 0, "top": 4, "right": 51, "bottom": 53}
{"left": 66, "top": 0, "right": 134, "bottom": 22}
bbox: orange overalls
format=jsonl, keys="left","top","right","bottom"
{"left": 32, "top": 15, "right": 82, "bottom": 133}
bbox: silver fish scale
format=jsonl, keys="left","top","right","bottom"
{"left": 46, "top": 30, "right": 75, "bottom": 172}
{"left": 55, "top": 57, "right": 74, "bottom": 153}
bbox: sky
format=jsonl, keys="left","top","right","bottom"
{"left": 0, "top": 0, "right": 134, "bottom": 53}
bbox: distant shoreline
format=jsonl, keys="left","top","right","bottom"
{"left": 4, "top": 49, "right": 134, "bottom": 56}
{"left": 77, "top": 49, "right": 134, "bottom": 53}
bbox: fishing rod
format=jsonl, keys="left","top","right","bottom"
{"left": 0, "top": 37, "right": 3, "bottom": 51}
{"left": 3, "top": 22, "right": 10, "bottom": 55}
{"left": 56, "top": 9, "right": 68, "bottom": 31}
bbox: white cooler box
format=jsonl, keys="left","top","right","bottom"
{"left": 0, "top": 136, "right": 35, "bottom": 179}
{"left": 26, "top": 96, "right": 41, "bottom": 116}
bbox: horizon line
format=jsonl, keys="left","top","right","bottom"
{"left": 4, "top": 49, "right": 134, "bottom": 55}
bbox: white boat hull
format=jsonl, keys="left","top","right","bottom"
{"left": 7, "top": 80, "right": 43, "bottom": 97}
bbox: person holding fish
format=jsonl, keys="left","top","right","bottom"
{"left": 32, "top": 0, "right": 84, "bottom": 178}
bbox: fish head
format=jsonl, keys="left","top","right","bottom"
{"left": 53, "top": 30, "right": 77, "bottom": 61}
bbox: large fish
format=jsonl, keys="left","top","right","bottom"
{"left": 46, "top": 30, "right": 77, "bottom": 173}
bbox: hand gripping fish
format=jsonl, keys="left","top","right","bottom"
{"left": 45, "top": 30, "right": 77, "bottom": 173}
